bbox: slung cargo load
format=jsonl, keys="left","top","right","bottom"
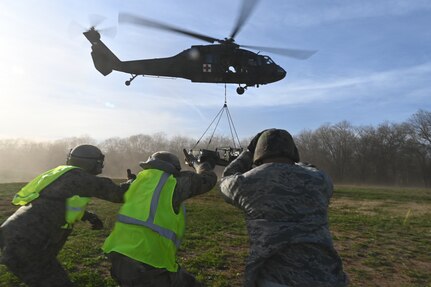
{"left": 185, "top": 95, "right": 243, "bottom": 167}
{"left": 186, "top": 147, "right": 243, "bottom": 167}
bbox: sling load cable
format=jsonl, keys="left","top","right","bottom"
{"left": 192, "top": 85, "right": 242, "bottom": 150}
{"left": 189, "top": 85, "right": 243, "bottom": 166}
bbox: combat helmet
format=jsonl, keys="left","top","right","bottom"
{"left": 253, "top": 129, "right": 300, "bottom": 165}
{"left": 66, "top": 144, "right": 105, "bottom": 175}
{"left": 147, "top": 151, "right": 181, "bottom": 171}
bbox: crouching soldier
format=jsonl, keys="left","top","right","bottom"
{"left": 103, "top": 151, "right": 217, "bottom": 287}
{"left": 220, "top": 129, "right": 348, "bottom": 287}
{"left": 0, "top": 144, "right": 131, "bottom": 287}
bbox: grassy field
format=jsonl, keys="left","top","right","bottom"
{"left": 0, "top": 182, "right": 430, "bottom": 287}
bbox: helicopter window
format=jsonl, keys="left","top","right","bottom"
{"left": 263, "top": 56, "right": 274, "bottom": 65}
{"left": 248, "top": 58, "right": 257, "bottom": 66}
{"left": 204, "top": 54, "right": 214, "bottom": 63}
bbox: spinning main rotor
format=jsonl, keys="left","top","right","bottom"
{"left": 118, "top": 0, "right": 316, "bottom": 60}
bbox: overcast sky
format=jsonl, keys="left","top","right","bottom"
{"left": 0, "top": 0, "right": 430, "bottom": 142}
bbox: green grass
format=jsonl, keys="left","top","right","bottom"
{"left": 333, "top": 185, "right": 431, "bottom": 203}
{"left": 1, "top": 183, "right": 430, "bottom": 287}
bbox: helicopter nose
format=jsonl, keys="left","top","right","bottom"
{"left": 277, "top": 67, "right": 286, "bottom": 80}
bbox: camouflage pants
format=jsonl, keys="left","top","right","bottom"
{"left": 0, "top": 229, "right": 3, "bottom": 264}
{"left": 108, "top": 252, "right": 203, "bottom": 287}
{"left": 257, "top": 279, "right": 290, "bottom": 287}
{"left": 0, "top": 229, "right": 73, "bottom": 287}
{"left": 2, "top": 250, "right": 73, "bottom": 287}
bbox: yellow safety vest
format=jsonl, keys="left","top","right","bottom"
{"left": 12, "top": 165, "right": 91, "bottom": 228}
{"left": 103, "top": 168, "right": 185, "bottom": 272}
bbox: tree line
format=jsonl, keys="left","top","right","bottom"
{"left": 1, "top": 109, "right": 430, "bottom": 187}
{"left": 297, "top": 109, "right": 431, "bottom": 187}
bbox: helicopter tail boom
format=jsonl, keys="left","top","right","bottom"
{"left": 84, "top": 28, "right": 122, "bottom": 76}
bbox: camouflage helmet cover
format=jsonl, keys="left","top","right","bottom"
{"left": 149, "top": 151, "right": 181, "bottom": 171}
{"left": 253, "top": 129, "right": 300, "bottom": 165}
{"left": 67, "top": 144, "right": 105, "bottom": 175}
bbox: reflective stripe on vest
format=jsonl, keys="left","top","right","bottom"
{"left": 116, "top": 172, "right": 182, "bottom": 247}
{"left": 62, "top": 195, "right": 91, "bottom": 229}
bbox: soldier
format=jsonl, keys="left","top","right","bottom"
{"left": 103, "top": 151, "right": 217, "bottom": 287}
{"left": 220, "top": 129, "right": 349, "bottom": 287}
{"left": 0, "top": 144, "right": 131, "bottom": 287}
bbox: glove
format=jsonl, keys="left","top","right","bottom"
{"left": 183, "top": 149, "right": 197, "bottom": 168}
{"left": 82, "top": 211, "right": 104, "bottom": 230}
{"left": 127, "top": 169, "right": 137, "bottom": 181}
{"left": 247, "top": 129, "right": 268, "bottom": 154}
{"left": 197, "top": 153, "right": 216, "bottom": 169}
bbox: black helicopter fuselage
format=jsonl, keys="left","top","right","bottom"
{"left": 84, "top": 29, "right": 286, "bottom": 89}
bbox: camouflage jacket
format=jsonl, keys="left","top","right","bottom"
{"left": 0, "top": 168, "right": 130, "bottom": 261}
{"left": 220, "top": 151, "right": 348, "bottom": 287}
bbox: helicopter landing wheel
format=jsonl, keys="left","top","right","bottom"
{"left": 236, "top": 87, "right": 245, "bottom": 95}
{"left": 125, "top": 74, "right": 138, "bottom": 86}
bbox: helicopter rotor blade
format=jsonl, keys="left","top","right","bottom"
{"left": 69, "top": 15, "right": 116, "bottom": 39}
{"left": 88, "top": 14, "right": 107, "bottom": 29}
{"left": 118, "top": 13, "right": 221, "bottom": 44}
{"left": 229, "top": 0, "right": 260, "bottom": 40}
{"left": 241, "top": 44, "right": 317, "bottom": 59}
{"left": 97, "top": 26, "right": 117, "bottom": 38}
{"left": 68, "top": 20, "right": 87, "bottom": 39}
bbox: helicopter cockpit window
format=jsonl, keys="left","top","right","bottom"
{"left": 248, "top": 57, "right": 257, "bottom": 66}
{"left": 263, "top": 56, "right": 274, "bottom": 65}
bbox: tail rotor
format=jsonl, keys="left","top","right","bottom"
{"left": 68, "top": 14, "right": 117, "bottom": 39}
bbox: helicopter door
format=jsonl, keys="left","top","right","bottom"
{"left": 245, "top": 56, "right": 259, "bottom": 73}
{"left": 248, "top": 57, "right": 257, "bottom": 67}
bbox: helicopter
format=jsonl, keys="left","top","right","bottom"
{"left": 83, "top": 0, "right": 316, "bottom": 95}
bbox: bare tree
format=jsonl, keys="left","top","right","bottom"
{"left": 407, "top": 110, "right": 431, "bottom": 187}
{"left": 310, "top": 122, "right": 357, "bottom": 182}
{"left": 295, "top": 129, "right": 329, "bottom": 170}
{"left": 409, "top": 109, "right": 431, "bottom": 146}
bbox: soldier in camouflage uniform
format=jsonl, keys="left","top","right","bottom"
{"left": 0, "top": 144, "right": 131, "bottom": 287}
{"left": 220, "top": 129, "right": 348, "bottom": 287}
{"left": 104, "top": 151, "right": 217, "bottom": 287}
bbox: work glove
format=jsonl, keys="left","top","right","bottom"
{"left": 247, "top": 129, "right": 268, "bottom": 154}
{"left": 127, "top": 169, "right": 137, "bottom": 181}
{"left": 82, "top": 211, "right": 104, "bottom": 230}
{"left": 183, "top": 149, "right": 197, "bottom": 168}
{"left": 197, "top": 153, "right": 216, "bottom": 169}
